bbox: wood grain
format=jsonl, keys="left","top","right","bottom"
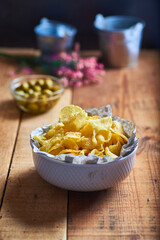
{"left": 0, "top": 48, "right": 40, "bottom": 205}
{"left": 69, "top": 50, "right": 160, "bottom": 239}
{"left": 0, "top": 89, "right": 72, "bottom": 240}
{"left": 0, "top": 57, "right": 20, "bottom": 206}
{"left": 0, "top": 48, "right": 72, "bottom": 239}
{"left": 0, "top": 49, "right": 159, "bottom": 240}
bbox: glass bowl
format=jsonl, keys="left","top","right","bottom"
{"left": 10, "top": 75, "right": 64, "bottom": 114}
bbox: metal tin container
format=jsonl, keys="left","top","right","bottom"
{"left": 94, "top": 14, "right": 145, "bottom": 68}
{"left": 34, "top": 18, "right": 77, "bottom": 56}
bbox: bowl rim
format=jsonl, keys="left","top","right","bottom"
{"left": 10, "top": 74, "right": 64, "bottom": 102}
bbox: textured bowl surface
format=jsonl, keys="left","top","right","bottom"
{"left": 32, "top": 146, "right": 138, "bottom": 191}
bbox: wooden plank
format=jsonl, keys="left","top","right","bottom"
{"left": 0, "top": 48, "right": 41, "bottom": 205}
{"left": 0, "top": 88, "right": 72, "bottom": 240}
{"left": 0, "top": 57, "right": 20, "bottom": 205}
{"left": 69, "top": 50, "right": 160, "bottom": 239}
{"left": 0, "top": 47, "right": 72, "bottom": 239}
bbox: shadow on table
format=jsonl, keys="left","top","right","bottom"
{"left": 0, "top": 99, "right": 20, "bottom": 120}
{"left": 3, "top": 168, "right": 116, "bottom": 229}
{"left": 0, "top": 99, "right": 51, "bottom": 121}
{"left": 68, "top": 186, "right": 115, "bottom": 216}
{"left": 2, "top": 169, "right": 67, "bottom": 227}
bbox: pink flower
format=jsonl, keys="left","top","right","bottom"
{"left": 61, "top": 77, "right": 69, "bottom": 87}
{"left": 73, "top": 81, "right": 83, "bottom": 87}
{"left": 9, "top": 70, "right": 17, "bottom": 77}
{"left": 51, "top": 51, "right": 105, "bottom": 87}
{"left": 21, "top": 67, "right": 33, "bottom": 75}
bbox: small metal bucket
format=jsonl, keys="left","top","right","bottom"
{"left": 34, "top": 18, "right": 77, "bottom": 56}
{"left": 94, "top": 14, "right": 145, "bottom": 67}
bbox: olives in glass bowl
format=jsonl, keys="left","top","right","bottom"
{"left": 10, "top": 75, "right": 64, "bottom": 114}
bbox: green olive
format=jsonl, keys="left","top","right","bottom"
{"left": 37, "top": 79, "right": 45, "bottom": 87}
{"left": 39, "top": 94, "right": 47, "bottom": 100}
{"left": 52, "top": 85, "right": 60, "bottom": 92}
{"left": 43, "top": 89, "right": 53, "bottom": 96}
{"left": 24, "top": 93, "right": 30, "bottom": 98}
{"left": 44, "top": 78, "right": 53, "bottom": 89}
{"left": 33, "top": 85, "right": 42, "bottom": 92}
{"left": 29, "top": 79, "right": 36, "bottom": 87}
{"left": 28, "top": 88, "right": 34, "bottom": 95}
{"left": 15, "top": 90, "right": 25, "bottom": 96}
{"left": 22, "top": 82, "right": 29, "bottom": 91}
{"left": 32, "top": 92, "right": 41, "bottom": 98}
{"left": 27, "top": 103, "right": 39, "bottom": 111}
{"left": 15, "top": 85, "right": 22, "bottom": 91}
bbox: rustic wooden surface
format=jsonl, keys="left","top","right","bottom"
{"left": 0, "top": 49, "right": 159, "bottom": 240}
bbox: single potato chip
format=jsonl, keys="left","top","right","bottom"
{"left": 39, "top": 137, "right": 62, "bottom": 152}
{"left": 90, "top": 149, "right": 105, "bottom": 157}
{"left": 89, "top": 116, "right": 112, "bottom": 133}
{"left": 50, "top": 146, "right": 64, "bottom": 155}
{"left": 105, "top": 147, "right": 118, "bottom": 158}
{"left": 61, "top": 138, "right": 79, "bottom": 150}
{"left": 60, "top": 105, "right": 87, "bottom": 131}
{"left": 81, "top": 137, "right": 96, "bottom": 150}
{"left": 86, "top": 116, "right": 99, "bottom": 120}
{"left": 109, "top": 140, "right": 122, "bottom": 156}
{"left": 110, "top": 128, "right": 128, "bottom": 143}
{"left": 111, "top": 133, "right": 125, "bottom": 145}
{"left": 58, "top": 149, "right": 85, "bottom": 156}
{"left": 45, "top": 123, "right": 64, "bottom": 139}
{"left": 80, "top": 121, "right": 93, "bottom": 137}
{"left": 111, "top": 121, "right": 125, "bottom": 135}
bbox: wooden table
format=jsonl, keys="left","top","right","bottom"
{"left": 0, "top": 49, "right": 159, "bottom": 240}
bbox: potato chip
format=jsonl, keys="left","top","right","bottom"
{"left": 61, "top": 138, "right": 79, "bottom": 150}
{"left": 48, "top": 142, "right": 62, "bottom": 153}
{"left": 92, "top": 129, "right": 97, "bottom": 146}
{"left": 96, "top": 135, "right": 105, "bottom": 151}
{"left": 45, "top": 123, "right": 64, "bottom": 139}
{"left": 90, "top": 149, "right": 105, "bottom": 157}
{"left": 58, "top": 149, "right": 85, "bottom": 155}
{"left": 111, "top": 133, "right": 125, "bottom": 145}
{"left": 89, "top": 116, "right": 112, "bottom": 133}
{"left": 65, "top": 132, "right": 82, "bottom": 138}
{"left": 33, "top": 134, "right": 46, "bottom": 145}
{"left": 60, "top": 105, "right": 87, "bottom": 131}
{"left": 33, "top": 105, "right": 128, "bottom": 159}
{"left": 111, "top": 121, "right": 125, "bottom": 135}
{"left": 110, "top": 128, "right": 128, "bottom": 143}
{"left": 50, "top": 146, "right": 64, "bottom": 155}
{"left": 97, "top": 129, "right": 112, "bottom": 143}
{"left": 105, "top": 147, "right": 117, "bottom": 158}
{"left": 109, "top": 140, "right": 122, "bottom": 156}
{"left": 39, "top": 137, "right": 62, "bottom": 152}
{"left": 86, "top": 116, "right": 99, "bottom": 120}
{"left": 80, "top": 121, "right": 93, "bottom": 137}
{"left": 81, "top": 137, "right": 96, "bottom": 150}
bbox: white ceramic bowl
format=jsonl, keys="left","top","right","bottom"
{"left": 30, "top": 137, "right": 138, "bottom": 191}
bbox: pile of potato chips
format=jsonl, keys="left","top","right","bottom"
{"left": 33, "top": 105, "right": 128, "bottom": 158}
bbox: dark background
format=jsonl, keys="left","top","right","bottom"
{"left": 0, "top": 0, "right": 160, "bottom": 49}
